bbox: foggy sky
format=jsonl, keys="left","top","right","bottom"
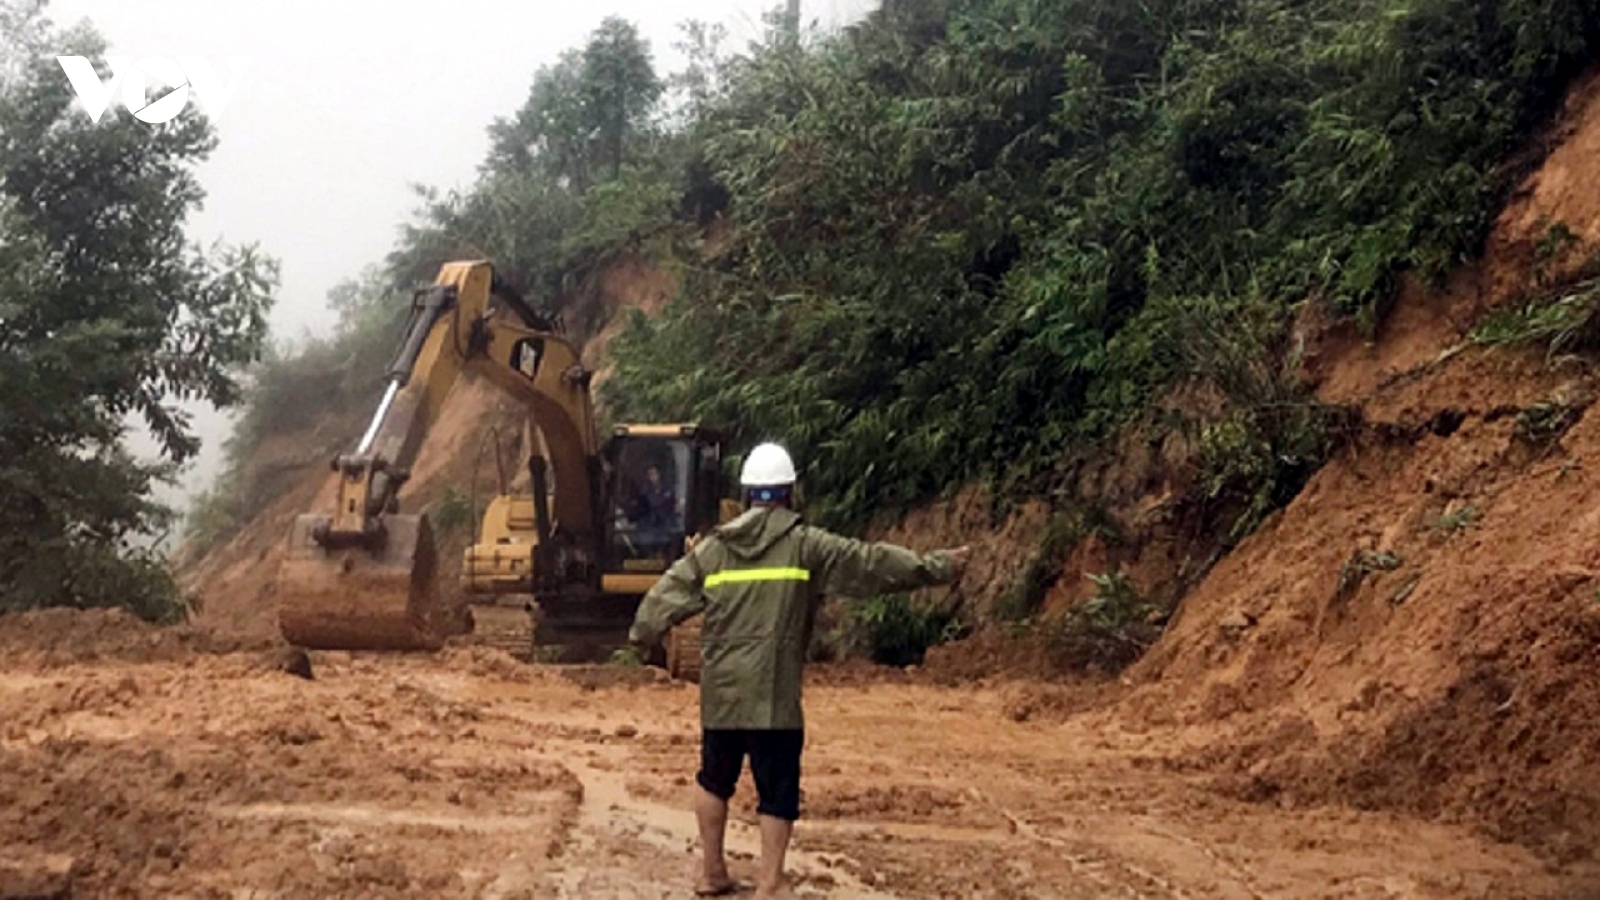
{"left": 36, "top": 0, "right": 874, "bottom": 525}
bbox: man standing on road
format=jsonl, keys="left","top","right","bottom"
{"left": 629, "top": 442, "right": 971, "bottom": 899}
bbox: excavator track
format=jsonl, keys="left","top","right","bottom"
{"left": 451, "top": 600, "right": 537, "bottom": 661}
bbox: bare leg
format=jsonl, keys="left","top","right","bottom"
{"left": 695, "top": 786, "right": 734, "bottom": 893}
{"left": 755, "top": 814, "right": 794, "bottom": 898}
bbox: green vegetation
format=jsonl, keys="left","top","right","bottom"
{"left": 215, "top": 3, "right": 1600, "bottom": 529}
{"left": 386, "top": 16, "right": 685, "bottom": 304}
{"left": 1043, "top": 572, "right": 1161, "bottom": 674}
{"left": 1469, "top": 275, "right": 1600, "bottom": 358}
{"left": 848, "top": 592, "right": 970, "bottom": 666}
{"left": 429, "top": 487, "right": 475, "bottom": 537}
{"left": 1336, "top": 548, "right": 1403, "bottom": 599}
{"left": 992, "top": 508, "right": 1123, "bottom": 623}
{"left": 1533, "top": 219, "right": 1580, "bottom": 286}
{"left": 598, "top": 0, "right": 1600, "bottom": 534}
{"left": 0, "top": 3, "right": 276, "bottom": 620}
{"left": 1514, "top": 397, "right": 1582, "bottom": 446}
{"left": 993, "top": 514, "right": 1082, "bottom": 623}
{"left": 1430, "top": 505, "right": 1481, "bottom": 537}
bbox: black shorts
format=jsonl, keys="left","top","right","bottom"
{"left": 696, "top": 728, "right": 805, "bottom": 821}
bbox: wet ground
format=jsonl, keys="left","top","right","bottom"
{"left": 1, "top": 640, "right": 1590, "bottom": 899}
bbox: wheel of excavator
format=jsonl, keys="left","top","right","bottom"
{"left": 666, "top": 615, "right": 703, "bottom": 683}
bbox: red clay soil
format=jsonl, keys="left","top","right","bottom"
{"left": 0, "top": 608, "right": 265, "bottom": 667}
{"left": 1122, "top": 344, "right": 1600, "bottom": 860}
{"left": 868, "top": 485, "right": 1049, "bottom": 616}
{"left": 1108, "top": 66, "right": 1600, "bottom": 866}
{"left": 4, "top": 633, "right": 1590, "bottom": 898}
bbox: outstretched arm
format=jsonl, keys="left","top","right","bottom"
{"left": 803, "top": 527, "right": 971, "bottom": 599}
{"left": 629, "top": 549, "right": 708, "bottom": 647}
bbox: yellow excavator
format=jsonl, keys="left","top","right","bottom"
{"left": 274, "top": 260, "right": 723, "bottom": 668}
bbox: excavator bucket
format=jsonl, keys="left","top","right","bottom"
{"left": 276, "top": 513, "right": 446, "bottom": 651}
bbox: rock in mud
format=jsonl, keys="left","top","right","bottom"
{"left": 269, "top": 646, "right": 314, "bottom": 680}
{"left": 1218, "top": 610, "right": 1256, "bottom": 638}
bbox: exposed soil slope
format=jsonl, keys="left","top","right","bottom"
{"left": 1109, "top": 65, "right": 1600, "bottom": 864}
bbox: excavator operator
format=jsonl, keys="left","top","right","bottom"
{"left": 616, "top": 452, "right": 683, "bottom": 563}
{"left": 630, "top": 464, "right": 678, "bottom": 529}
{"left": 628, "top": 442, "right": 972, "bottom": 899}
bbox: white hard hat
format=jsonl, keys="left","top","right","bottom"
{"left": 740, "top": 442, "right": 797, "bottom": 487}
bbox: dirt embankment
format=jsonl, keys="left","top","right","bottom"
{"left": 869, "top": 407, "right": 1229, "bottom": 637}
{"left": 885, "top": 66, "right": 1600, "bottom": 638}
{"left": 1100, "top": 65, "right": 1600, "bottom": 863}
{"left": 1121, "top": 343, "right": 1600, "bottom": 856}
{"left": 862, "top": 65, "right": 1600, "bottom": 869}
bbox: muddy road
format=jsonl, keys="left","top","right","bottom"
{"left": 1, "top": 626, "right": 1592, "bottom": 900}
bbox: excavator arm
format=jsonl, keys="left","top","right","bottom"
{"left": 276, "top": 260, "right": 600, "bottom": 650}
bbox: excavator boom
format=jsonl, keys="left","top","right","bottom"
{"left": 276, "top": 261, "right": 599, "bottom": 651}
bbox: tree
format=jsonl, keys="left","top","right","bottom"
{"left": 0, "top": 2, "right": 277, "bottom": 620}
{"left": 488, "top": 18, "right": 663, "bottom": 188}
{"left": 664, "top": 19, "right": 731, "bottom": 128}
{"left": 580, "top": 16, "right": 663, "bottom": 178}
{"left": 486, "top": 49, "right": 594, "bottom": 191}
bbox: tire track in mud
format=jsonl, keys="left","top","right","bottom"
{"left": 535, "top": 742, "right": 905, "bottom": 899}
{"left": 2, "top": 648, "right": 1593, "bottom": 899}
{"left": 466, "top": 679, "right": 1346, "bottom": 899}
{"left": 414, "top": 664, "right": 1598, "bottom": 900}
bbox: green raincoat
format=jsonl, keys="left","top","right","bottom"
{"left": 629, "top": 506, "right": 957, "bottom": 730}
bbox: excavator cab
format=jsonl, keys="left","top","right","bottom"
{"left": 514, "top": 423, "right": 729, "bottom": 659}
{"left": 601, "top": 424, "right": 726, "bottom": 577}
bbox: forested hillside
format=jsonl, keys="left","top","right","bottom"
{"left": 188, "top": 0, "right": 1600, "bottom": 606}
{"left": 594, "top": 0, "right": 1599, "bottom": 535}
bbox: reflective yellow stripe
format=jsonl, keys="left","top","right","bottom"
{"left": 704, "top": 567, "right": 811, "bottom": 588}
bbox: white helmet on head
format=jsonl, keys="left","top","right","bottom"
{"left": 740, "top": 442, "right": 796, "bottom": 488}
